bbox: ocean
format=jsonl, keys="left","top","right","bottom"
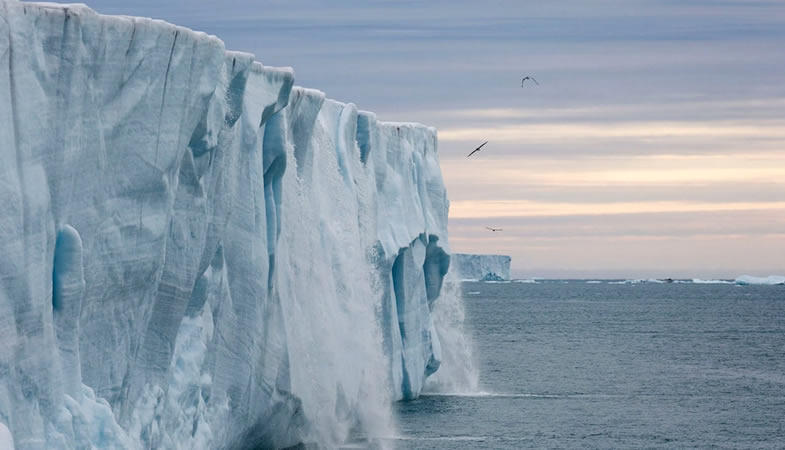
{"left": 394, "top": 280, "right": 785, "bottom": 449}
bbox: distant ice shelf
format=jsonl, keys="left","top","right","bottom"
{"left": 0, "top": 2, "right": 452, "bottom": 448}
{"left": 734, "top": 275, "right": 785, "bottom": 285}
{"left": 450, "top": 254, "right": 512, "bottom": 281}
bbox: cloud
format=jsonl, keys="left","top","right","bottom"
{"left": 427, "top": 98, "right": 785, "bottom": 123}
{"left": 438, "top": 119, "right": 785, "bottom": 143}
{"left": 449, "top": 200, "right": 785, "bottom": 219}
{"left": 443, "top": 181, "right": 785, "bottom": 204}
{"left": 443, "top": 152, "right": 785, "bottom": 187}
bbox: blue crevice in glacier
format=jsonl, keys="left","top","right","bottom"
{"left": 356, "top": 111, "right": 374, "bottom": 165}
{"left": 52, "top": 225, "right": 85, "bottom": 400}
{"left": 423, "top": 235, "right": 450, "bottom": 308}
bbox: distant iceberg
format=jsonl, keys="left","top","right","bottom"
{"left": 608, "top": 278, "right": 664, "bottom": 284}
{"left": 450, "top": 254, "right": 511, "bottom": 281}
{"left": 691, "top": 278, "right": 733, "bottom": 284}
{"left": 735, "top": 275, "right": 785, "bottom": 285}
{"left": 601, "top": 277, "right": 781, "bottom": 285}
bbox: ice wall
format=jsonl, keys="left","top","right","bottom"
{"left": 450, "top": 253, "right": 511, "bottom": 281}
{"left": 0, "top": 2, "right": 451, "bottom": 448}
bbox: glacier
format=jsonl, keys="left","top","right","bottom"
{"left": 450, "top": 253, "right": 511, "bottom": 281}
{"left": 0, "top": 2, "right": 453, "bottom": 448}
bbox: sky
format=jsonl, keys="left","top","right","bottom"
{"left": 77, "top": 0, "right": 784, "bottom": 278}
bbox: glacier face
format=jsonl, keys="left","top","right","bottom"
{"left": 0, "top": 2, "right": 451, "bottom": 448}
{"left": 450, "top": 254, "right": 512, "bottom": 281}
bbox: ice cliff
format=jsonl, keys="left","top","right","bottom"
{"left": 0, "top": 2, "right": 452, "bottom": 448}
{"left": 450, "top": 254, "right": 511, "bottom": 281}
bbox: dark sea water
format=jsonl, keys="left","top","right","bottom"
{"left": 394, "top": 281, "right": 785, "bottom": 449}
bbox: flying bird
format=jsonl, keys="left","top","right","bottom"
{"left": 486, "top": 227, "right": 503, "bottom": 232}
{"left": 467, "top": 141, "right": 488, "bottom": 157}
{"left": 521, "top": 76, "right": 539, "bottom": 87}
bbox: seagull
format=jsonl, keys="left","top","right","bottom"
{"left": 486, "top": 227, "right": 503, "bottom": 232}
{"left": 467, "top": 141, "right": 488, "bottom": 157}
{"left": 521, "top": 76, "right": 539, "bottom": 87}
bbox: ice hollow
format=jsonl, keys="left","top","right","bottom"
{"left": 0, "top": 1, "right": 453, "bottom": 448}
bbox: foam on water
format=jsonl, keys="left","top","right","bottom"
{"left": 385, "top": 435, "right": 487, "bottom": 442}
{"left": 420, "top": 392, "right": 560, "bottom": 399}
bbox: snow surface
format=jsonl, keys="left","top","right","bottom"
{"left": 450, "top": 253, "right": 511, "bottom": 281}
{"left": 0, "top": 2, "right": 451, "bottom": 448}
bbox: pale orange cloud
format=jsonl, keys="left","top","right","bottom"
{"left": 449, "top": 200, "right": 785, "bottom": 219}
{"left": 442, "top": 153, "right": 785, "bottom": 187}
{"left": 438, "top": 119, "right": 785, "bottom": 142}
{"left": 428, "top": 98, "right": 785, "bottom": 122}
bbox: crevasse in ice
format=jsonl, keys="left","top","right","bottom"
{"left": 0, "top": 2, "right": 451, "bottom": 448}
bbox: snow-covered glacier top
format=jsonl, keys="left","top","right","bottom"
{"left": 0, "top": 2, "right": 452, "bottom": 448}
{"left": 450, "top": 253, "right": 512, "bottom": 281}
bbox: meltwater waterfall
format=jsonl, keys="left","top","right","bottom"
{"left": 0, "top": 2, "right": 467, "bottom": 448}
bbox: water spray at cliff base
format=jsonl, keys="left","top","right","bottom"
{"left": 425, "top": 275, "right": 481, "bottom": 395}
